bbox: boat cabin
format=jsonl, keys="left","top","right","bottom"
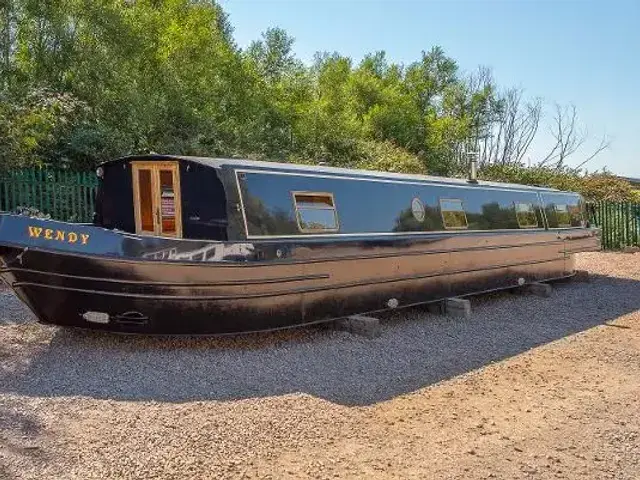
{"left": 95, "top": 155, "right": 229, "bottom": 240}
{"left": 94, "top": 154, "right": 586, "bottom": 241}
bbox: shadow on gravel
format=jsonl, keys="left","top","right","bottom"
{"left": 0, "top": 402, "right": 48, "bottom": 479}
{"left": 1, "top": 273, "right": 639, "bottom": 406}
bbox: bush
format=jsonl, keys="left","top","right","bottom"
{"left": 284, "top": 139, "right": 426, "bottom": 174}
{"left": 352, "top": 140, "right": 426, "bottom": 174}
{"left": 0, "top": 89, "right": 103, "bottom": 171}
{"left": 579, "top": 174, "right": 637, "bottom": 202}
{"left": 479, "top": 163, "right": 636, "bottom": 202}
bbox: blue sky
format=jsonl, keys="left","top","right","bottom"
{"left": 220, "top": 0, "right": 639, "bottom": 177}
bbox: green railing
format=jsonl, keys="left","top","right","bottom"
{"left": 589, "top": 201, "right": 640, "bottom": 250}
{"left": 0, "top": 168, "right": 98, "bottom": 223}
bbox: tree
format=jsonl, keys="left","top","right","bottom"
{"left": 0, "top": 0, "right": 17, "bottom": 89}
{"left": 481, "top": 87, "right": 542, "bottom": 166}
{"left": 246, "top": 27, "right": 298, "bottom": 83}
{"left": 243, "top": 27, "right": 312, "bottom": 159}
{"left": 539, "top": 103, "right": 610, "bottom": 169}
{"left": 0, "top": 0, "right": 615, "bottom": 184}
{"left": 1, "top": 0, "right": 253, "bottom": 168}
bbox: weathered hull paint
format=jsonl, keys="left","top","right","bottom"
{"left": 0, "top": 215, "right": 600, "bottom": 334}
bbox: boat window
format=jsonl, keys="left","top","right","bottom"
{"left": 440, "top": 198, "right": 468, "bottom": 230}
{"left": 554, "top": 204, "right": 572, "bottom": 227}
{"left": 293, "top": 192, "right": 339, "bottom": 233}
{"left": 159, "top": 169, "right": 177, "bottom": 235}
{"left": 515, "top": 202, "right": 539, "bottom": 228}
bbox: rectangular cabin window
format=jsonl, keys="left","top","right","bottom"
{"left": 515, "top": 202, "right": 539, "bottom": 229}
{"left": 292, "top": 192, "right": 339, "bottom": 233}
{"left": 554, "top": 204, "right": 572, "bottom": 227}
{"left": 440, "top": 198, "right": 468, "bottom": 230}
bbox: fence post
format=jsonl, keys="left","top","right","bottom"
{"left": 631, "top": 204, "right": 640, "bottom": 247}
{"left": 604, "top": 201, "right": 609, "bottom": 250}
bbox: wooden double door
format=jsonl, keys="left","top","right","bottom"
{"left": 132, "top": 161, "right": 183, "bottom": 237}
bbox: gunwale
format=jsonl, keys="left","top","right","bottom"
{"left": 0, "top": 219, "right": 595, "bottom": 268}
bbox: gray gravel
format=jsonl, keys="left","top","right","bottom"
{"left": 1, "top": 269, "right": 637, "bottom": 406}
{"left": 1, "top": 252, "right": 639, "bottom": 479}
{"left": 0, "top": 289, "right": 35, "bottom": 325}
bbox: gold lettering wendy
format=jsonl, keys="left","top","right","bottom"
{"left": 28, "top": 226, "right": 90, "bottom": 245}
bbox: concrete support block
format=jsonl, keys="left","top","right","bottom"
{"left": 622, "top": 246, "right": 640, "bottom": 254}
{"left": 573, "top": 270, "right": 591, "bottom": 283}
{"left": 445, "top": 298, "right": 472, "bottom": 319}
{"left": 334, "top": 315, "right": 381, "bottom": 338}
{"left": 525, "top": 282, "right": 553, "bottom": 297}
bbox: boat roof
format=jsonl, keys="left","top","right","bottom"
{"left": 103, "top": 154, "right": 563, "bottom": 193}
{"left": 620, "top": 175, "right": 640, "bottom": 186}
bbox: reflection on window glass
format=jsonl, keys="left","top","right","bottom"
{"left": 293, "top": 192, "right": 339, "bottom": 232}
{"left": 297, "top": 208, "right": 338, "bottom": 231}
{"left": 295, "top": 194, "right": 334, "bottom": 208}
{"left": 440, "top": 198, "right": 468, "bottom": 229}
{"left": 555, "top": 204, "right": 571, "bottom": 227}
{"left": 515, "top": 202, "right": 539, "bottom": 228}
{"left": 569, "top": 204, "right": 583, "bottom": 226}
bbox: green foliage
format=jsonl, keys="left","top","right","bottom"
{"left": 0, "top": 0, "right": 620, "bottom": 189}
{"left": 479, "top": 163, "right": 636, "bottom": 202}
{"left": 2, "top": 0, "right": 247, "bottom": 169}
{"left": 0, "top": 89, "right": 100, "bottom": 169}
{"left": 579, "top": 174, "right": 637, "bottom": 202}
{"left": 352, "top": 140, "right": 425, "bottom": 174}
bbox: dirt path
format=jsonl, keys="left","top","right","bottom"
{"left": 1, "top": 252, "right": 639, "bottom": 479}
{"left": 257, "top": 312, "right": 639, "bottom": 479}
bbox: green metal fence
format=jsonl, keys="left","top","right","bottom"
{"left": 0, "top": 168, "right": 98, "bottom": 223}
{"left": 588, "top": 201, "right": 640, "bottom": 250}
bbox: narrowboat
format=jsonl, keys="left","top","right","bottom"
{"left": 0, "top": 155, "right": 600, "bottom": 334}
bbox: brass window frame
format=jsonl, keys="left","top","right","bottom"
{"left": 131, "top": 161, "right": 183, "bottom": 238}
{"left": 439, "top": 198, "right": 469, "bottom": 230}
{"left": 291, "top": 191, "right": 340, "bottom": 233}
{"left": 514, "top": 202, "right": 539, "bottom": 229}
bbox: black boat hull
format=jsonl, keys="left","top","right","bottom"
{"left": 0, "top": 215, "right": 600, "bottom": 334}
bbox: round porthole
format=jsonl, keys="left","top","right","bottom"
{"left": 411, "top": 197, "right": 425, "bottom": 222}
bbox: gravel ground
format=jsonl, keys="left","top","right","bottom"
{"left": 0, "top": 252, "right": 639, "bottom": 479}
